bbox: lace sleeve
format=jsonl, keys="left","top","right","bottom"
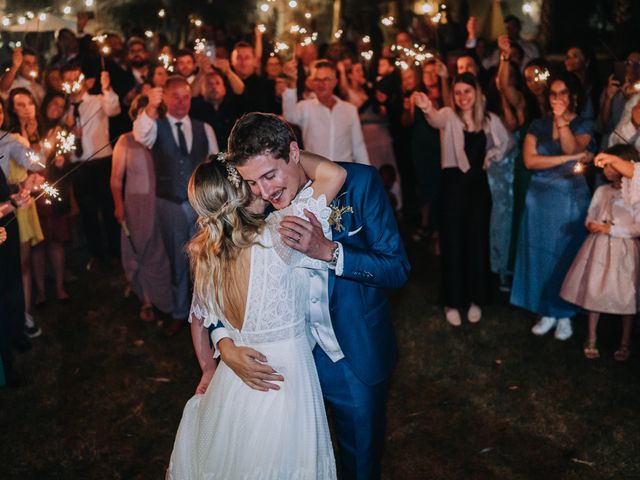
{"left": 189, "top": 291, "right": 223, "bottom": 329}
{"left": 622, "top": 163, "right": 640, "bottom": 206}
{"left": 265, "top": 186, "right": 332, "bottom": 269}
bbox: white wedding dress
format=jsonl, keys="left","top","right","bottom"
{"left": 167, "top": 187, "right": 337, "bottom": 480}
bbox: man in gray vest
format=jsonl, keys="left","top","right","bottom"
{"left": 133, "top": 76, "right": 219, "bottom": 335}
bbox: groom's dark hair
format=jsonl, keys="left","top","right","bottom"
{"left": 227, "top": 113, "right": 297, "bottom": 166}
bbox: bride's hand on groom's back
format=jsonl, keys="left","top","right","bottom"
{"left": 219, "top": 339, "right": 284, "bottom": 391}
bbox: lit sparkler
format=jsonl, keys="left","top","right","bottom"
{"left": 533, "top": 67, "right": 550, "bottom": 84}
{"left": 62, "top": 73, "right": 85, "bottom": 94}
{"left": 381, "top": 16, "right": 394, "bottom": 27}
{"left": 55, "top": 130, "right": 77, "bottom": 156}
{"left": 41, "top": 181, "right": 62, "bottom": 205}
{"left": 194, "top": 38, "right": 206, "bottom": 54}
{"left": 573, "top": 162, "right": 585, "bottom": 174}
{"left": 158, "top": 53, "right": 174, "bottom": 72}
{"left": 26, "top": 150, "right": 45, "bottom": 168}
{"left": 93, "top": 34, "right": 111, "bottom": 70}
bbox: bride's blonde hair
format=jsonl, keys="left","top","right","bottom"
{"left": 187, "top": 157, "right": 264, "bottom": 322}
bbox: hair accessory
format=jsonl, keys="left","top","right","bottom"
{"left": 217, "top": 152, "right": 242, "bottom": 189}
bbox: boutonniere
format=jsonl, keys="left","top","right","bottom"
{"left": 328, "top": 195, "right": 353, "bottom": 232}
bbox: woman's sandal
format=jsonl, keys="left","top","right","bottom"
{"left": 614, "top": 344, "right": 630, "bottom": 362}
{"left": 583, "top": 340, "right": 600, "bottom": 359}
{"left": 139, "top": 304, "right": 155, "bottom": 323}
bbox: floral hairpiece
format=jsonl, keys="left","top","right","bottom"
{"left": 217, "top": 152, "right": 242, "bottom": 189}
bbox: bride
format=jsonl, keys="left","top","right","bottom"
{"left": 166, "top": 149, "right": 346, "bottom": 479}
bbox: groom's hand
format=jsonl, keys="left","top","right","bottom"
{"left": 219, "top": 338, "right": 284, "bottom": 391}
{"left": 279, "top": 210, "right": 333, "bottom": 261}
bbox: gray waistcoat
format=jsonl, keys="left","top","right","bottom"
{"left": 152, "top": 117, "right": 209, "bottom": 203}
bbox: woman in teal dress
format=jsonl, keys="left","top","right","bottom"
{"left": 511, "top": 71, "right": 595, "bottom": 341}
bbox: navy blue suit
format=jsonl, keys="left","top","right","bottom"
{"left": 316, "top": 163, "right": 409, "bottom": 479}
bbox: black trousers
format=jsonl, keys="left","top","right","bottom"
{"left": 439, "top": 167, "right": 492, "bottom": 309}
{"left": 72, "top": 156, "right": 120, "bottom": 259}
{"left": 0, "top": 217, "right": 25, "bottom": 375}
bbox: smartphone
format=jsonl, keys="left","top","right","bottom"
{"left": 613, "top": 61, "right": 625, "bottom": 84}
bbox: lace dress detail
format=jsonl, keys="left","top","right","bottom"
{"left": 169, "top": 185, "right": 337, "bottom": 480}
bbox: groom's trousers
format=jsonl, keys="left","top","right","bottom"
{"left": 314, "top": 346, "right": 389, "bottom": 480}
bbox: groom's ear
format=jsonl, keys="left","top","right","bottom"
{"left": 289, "top": 141, "right": 300, "bottom": 164}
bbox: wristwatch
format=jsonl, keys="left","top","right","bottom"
{"left": 328, "top": 242, "right": 340, "bottom": 268}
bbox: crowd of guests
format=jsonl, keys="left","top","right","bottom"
{"left": 2, "top": 12, "right": 640, "bottom": 386}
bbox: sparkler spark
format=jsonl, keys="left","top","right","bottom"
{"left": 55, "top": 130, "right": 77, "bottom": 156}
{"left": 62, "top": 74, "right": 85, "bottom": 94}
{"left": 194, "top": 38, "right": 206, "bottom": 54}
{"left": 26, "top": 150, "right": 45, "bottom": 168}
{"left": 41, "top": 181, "right": 62, "bottom": 204}
{"left": 533, "top": 67, "right": 550, "bottom": 83}
{"left": 573, "top": 162, "right": 585, "bottom": 174}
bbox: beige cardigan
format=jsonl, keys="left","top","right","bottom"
{"left": 423, "top": 106, "right": 514, "bottom": 172}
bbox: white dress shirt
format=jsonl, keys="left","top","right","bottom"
{"left": 133, "top": 111, "right": 219, "bottom": 155}
{"left": 69, "top": 90, "right": 121, "bottom": 162}
{"left": 283, "top": 88, "right": 370, "bottom": 165}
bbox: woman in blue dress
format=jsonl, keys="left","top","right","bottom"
{"left": 511, "top": 71, "right": 595, "bottom": 340}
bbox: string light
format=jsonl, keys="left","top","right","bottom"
{"left": 288, "top": 0, "right": 297, "bottom": 7}
{"left": 334, "top": 29, "right": 343, "bottom": 39}
{"left": 85, "top": 0, "right": 94, "bottom": 7}
{"left": 17, "top": 16, "right": 26, "bottom": 25}
{"left": 38, "top": 13, "right": 47, "bottom": 21}
{"left": 63, "top": 6, "right": 72, "bottom": 15}
{"left": 1, "top": 18, "right": 10, "bottom": 27}
{"left": 145, "top": 30, "right": 153, "bottom": 38}
{"left": 361, "top": 50, "right": 374, "bottom": 61}
{"left": 158, "top": 9, "right": 166, "bottom": 18}
{"left": 290, "top": 24, "right": 300, "bottom": 33}
{"left": 304, "top": 12, "right": 311, "bottom": 19}
{"left": 421, "top": 3, "right": 434, "bottom": 14}
{"left": 381, "top": 16, "right": 394, "bottom": 27}
{"left": 362, "top": 35, "right": 371, "bottom": 44}
{"left": 260, "top": 3, "right": 269, "bottom": 12}
{"left": 26, "top": 11, "right": 34, "bottom": 19}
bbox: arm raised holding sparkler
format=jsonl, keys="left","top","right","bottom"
{"left": 0, "top": 48, "right": 22, "bottom": 95}
{"left": 98, "top": 71, "right": 121, "bottom": 117}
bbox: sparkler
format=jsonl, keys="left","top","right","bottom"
{"left": 533, "top": 67, "right": 550, "bottom": 84}
{"left": 194, "top": 38, "right": 206, "bottom": 55}
{"left": 257, "top": 24, "right": 266, "bottom": 33}
{"left": 390, "top": 44, "right": 434, "bottom": 70}
{"left": 572, "top": 162, "right": 585, "bottom": 174}
{"left": 633, "top": 81, "right": 640, "bottom": 92}
{"left": 61, "top": 73, "right": 85, "bottom": 94}
{"left": 40, "top": 181, "right": 61, "bottom": 205}
{"left": 158, "top": 53, "right": 174, "bottom": 72}
{"left": 26, "top": 150, "right": 45, "bottom": 168}
{"left": 55, "top": 130, "right": 77, "bottom": 156}
{"left": 93, "top": 34, "right": 111, "bottom": 70}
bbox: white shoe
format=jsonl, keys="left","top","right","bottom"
{"left": 531, "top": 316, "right": 556, "bottom": 336}
{"left": 554, "top": 317, "right": 573, "bottom": 341}
{"left": 467, "top": 304, "right": 482, "bottom": 323}
{"left": 445, "top": 307, "right": 462, "bottom": 327}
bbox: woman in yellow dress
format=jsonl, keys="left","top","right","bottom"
{"left": 6, "top": 88, "right": 45, "bottom": 338}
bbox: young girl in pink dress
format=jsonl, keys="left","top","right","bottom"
{"left": 561, "top": 144, "right": 640, "bottom": 361}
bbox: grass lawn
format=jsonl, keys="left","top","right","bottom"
{"left": 1, "top": 236, "right": 639, "bottom": 479}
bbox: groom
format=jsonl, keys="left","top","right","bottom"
{"left": 214, "top": 113, "right": 410, "bottom": 479}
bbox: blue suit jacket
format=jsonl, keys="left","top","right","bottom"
{"left": 326, "top": 163, "right": 410, "bottom": 385}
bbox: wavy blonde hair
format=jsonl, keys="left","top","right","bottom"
{"left": 187, "top": 158, "right": 264, "bottom": 324}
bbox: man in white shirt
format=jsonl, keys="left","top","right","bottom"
{"left": 63, "top": 64, "right": 121, "bottom": 267}
{"left": 133, "top": 76, "right": 218, "bottom": 335}
{"left": 282, "top": 59, "right": 370, "bottom": 165}
{"left": 0, "top": 48, "right": 45, "bottom": 105}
